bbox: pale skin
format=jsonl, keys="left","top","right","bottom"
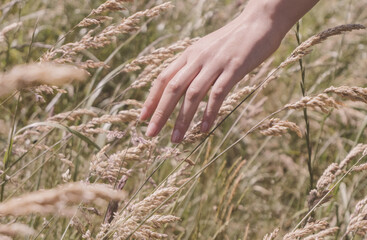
{"left": 140, "top": 0, "right": 320, "bottom": 143}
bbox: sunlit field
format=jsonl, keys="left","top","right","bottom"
{"left": 0, "top": 0, "right": 366, "bottom": 239}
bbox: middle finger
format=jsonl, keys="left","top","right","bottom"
{"left": 145, "top": 64, "right": 202, "bottom": 137}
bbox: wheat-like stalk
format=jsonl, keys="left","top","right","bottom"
{"left": 218, "top": 85, "right": 258, "bottom": 116}
{"left": 0, "top": 182, "right": 126, "bottom": 217}
{"left": 339, "top": 144, "right": 367, "bottom": 170}
{"left": 263, "top": 228, "right": 279, "bottom": 240}
{"left": 48, "top": 109, "right": 97, "bottom": 122}
{"left": 41, "top": 2, "right": 173, "bottom": 67}
{"left": 308, "top": 144, "right": 367, "bottom": 208}
{"left": 78, "top": 16, "right": 114, "bottom": 28}
{"left": 303, "top": 227, "right": 339, "bottom": 240}
{"left": 259, "top": 118, "right": 303, "bottom": 137}
{"left": 0, "top": 223, "right": 35, "bottom": 238}
{"left": 91, "top": 0, "right": 130, "bottom": 15}
{"left": 123, "top": 38, "right": 198, "bottom": 72}
{"left": 90, "top": 140, "right": 154, "bottom": 182}
{"left": 283, "top": 219, "right": 329, "bottom": 240}
{"left": 0, "top": 22, "right": 22, "bottom": 43}
{"left": 345, "top": 196, "right": 367, "bottom": 236}
{"left": 96, "top": 187, "right": 179, "bottom": 239}
{"left": 279, "top": 24, "right": 365, "bottom": 69}
{"left": 70, "top": 108, "right": 141, "bottom": 136}
{"left": 131, "top": 55, "right": 179, "bottom": 89}
{"left": 0, "top": 63, "right": 87, "bottom": 97}
{"left": 284, "top": 93, "right": 342, "bottom": 113}
{"left": 183, "top": 85, "right": 258, "bottom": 144}
{"left": 324, "top": 86, "right": 367, "bottom": 104}
{"left": 77, "top": 0, "right": 131, "bottom": 28}
{"left": 352, "top": 162, "right": 367, "bottom": 172}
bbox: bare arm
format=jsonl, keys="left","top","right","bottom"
{"left": 140, "top": 0, "right": 320, "bottom": 143}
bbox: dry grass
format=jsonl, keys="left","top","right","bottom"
{"left": 0, "top": 182, "right": 126, "bottom": 217}
{"left": 0, "top": 0, "right": 366, "bottom": 239}
{"left": 0, "top": 63, "right": 87, "bottom": 97}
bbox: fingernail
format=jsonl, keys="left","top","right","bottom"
{"left": 201, "top": 121, "right": 209, "bottom": 132}
{"left": 171, "top": 129, "right": 182, "bottom": 143}
{"left": 139, "top": 107, "right": 148, "bottom": 121}
{"left": 146, "top": 122, "right": 158, "bottom": 137}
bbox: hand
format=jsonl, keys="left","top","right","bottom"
{"left": 139, "top": 12, "right": 282, "bottom": 143}
{"left": 139, "top": 0, "right": 318, "bottom": 143}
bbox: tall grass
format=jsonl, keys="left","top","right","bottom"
{"left": 0, "top": 0, "right": 367, "bottom": 239}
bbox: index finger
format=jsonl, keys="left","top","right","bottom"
{"left": 145, "top": 63, "right": 202, "bottom": 137}
{"left": 140, "top": 56, "right": 187, "bottom": 121}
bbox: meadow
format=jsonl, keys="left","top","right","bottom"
{"left": 0, "top": 0, "right": 366, "bottom": 239}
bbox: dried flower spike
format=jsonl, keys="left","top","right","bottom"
{"left": 280, "top": 24, "right": 365, "bottom": 68}
{"left": 324, "top": 86, "right": 367, "bottom": 104}
{"left": 0, "top": 182, "right": 126, "bottom": 217}
{"left": 259, "top": 118, "right": 303, "bottom": 137}
{"left": 0, "top": 223, "right": 35, "bottom": 238}
{"left": 284, "top": 93, "right": 341, "bottom": 113}
{"left": 0, "top": 63, "right": 88, "bottom": 97}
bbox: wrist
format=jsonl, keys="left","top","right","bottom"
{"left": 236, "top": 1, "right": 288, "bottom": 44}
{"left": 237, "top": 0, "right": 319, "bottom": 43}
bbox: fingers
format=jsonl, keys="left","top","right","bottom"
{"left": 171, "top": 68, "right": 222, "bottom": 143}
{"left": 201, "top": 71, "right": 237, "bottom": 132}
{"left": 139, "top": 56, "right": 187, "bottom": 121}
{"left": 145, "top": 64, "right": 202, "bottom": 137}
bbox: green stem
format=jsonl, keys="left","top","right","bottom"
{"left": 296, "top": 22, "right": 313, "bottom": 189}
{"left": 1, "top": 94, "right": 20, "bottom": 201}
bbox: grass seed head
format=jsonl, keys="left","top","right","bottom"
{"left": 0, "top": 63, "right": 88, "bottom": 97}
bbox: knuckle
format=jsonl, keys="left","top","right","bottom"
{"left": 166, "top": 80, "right": 181, "bottom": 94}
{"left": 186, "top": 87, "right": 200, "bottom": 102}
{"left": 187, "top": 48, "right": 208, "bottom": 63}
{"left": 197, "top": 50, "right": 211, "bottom": 62}
{"left": 229, "top": 57, "right": 243, "bottom": 69}
{"left": 211, "top": 86, "right": 225, "bottom": 100}
{"left": 185, "top": 46, "right": 195, "bottom": 55}
{"left": 157, "top": 72, "right": 168, "bottom": 82}
{"left": 208, "top": 101, "right": 222, "bottom": 116}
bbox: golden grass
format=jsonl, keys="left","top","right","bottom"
{"left": 0, "top": 0, "right": 366, "bottom": 239}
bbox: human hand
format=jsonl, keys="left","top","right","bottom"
{"left": 139, "top": 0, "right": 318, "bottom": 143}
{"left": 139, "top": 12, "right": 282, "bottom": 143}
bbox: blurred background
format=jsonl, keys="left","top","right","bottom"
{"left": 0, "top": 0, "right": 366, "bottom": 239}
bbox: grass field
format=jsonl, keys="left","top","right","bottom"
{"left": 0, "top": 0, "right": 367, "bottom": 239}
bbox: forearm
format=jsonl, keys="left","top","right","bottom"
{"left": 237, "top": 0, "right": 320, "bottom": 42}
